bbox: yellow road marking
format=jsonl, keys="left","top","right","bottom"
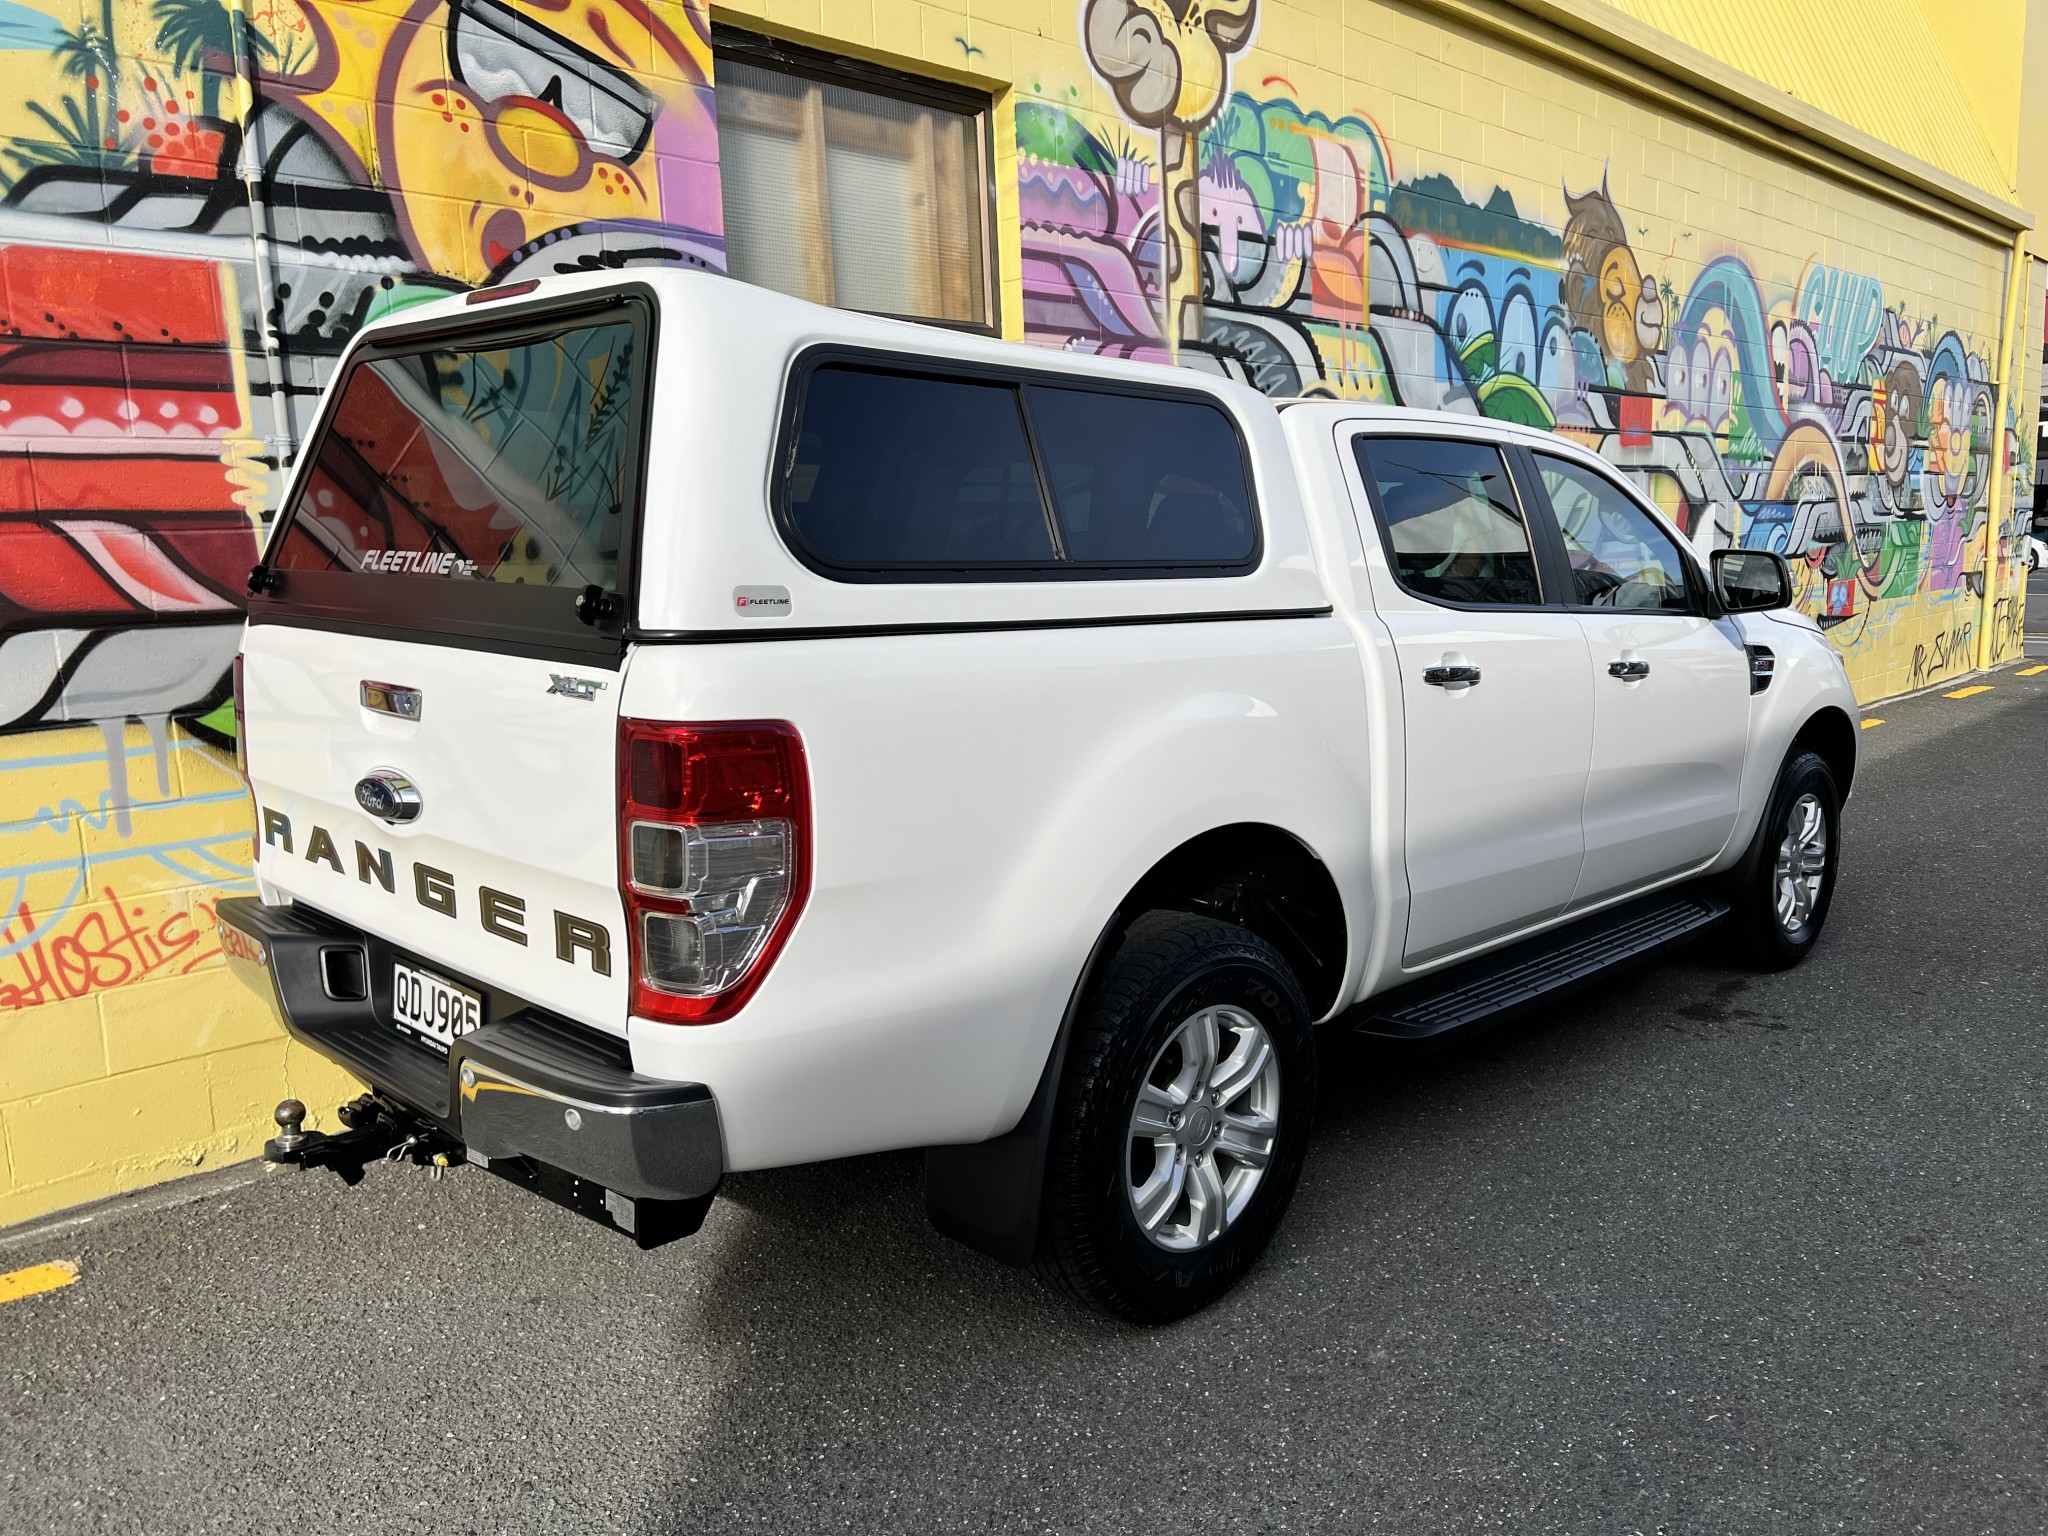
{"left": 0, "top": 1260, "right": 79, "bottom": 1305}
{"left": 2019, "top": 665, "right": 2048, "bottom": 677}
{"left": 1860, "top": 718, "right": 1883, "bottom": 729}
{"left": 1945, "top": 685, "right": 1994, "bottom": 699}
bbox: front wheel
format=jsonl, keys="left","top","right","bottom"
{"left": 1033, "top": 911, "right": 1316, "bottom": 1324}
{"left": 1726, "top": 748, "right": 1841, "bottom": 970}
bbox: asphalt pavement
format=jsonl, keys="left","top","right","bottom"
{"left": 5, "top": 666, "right": 2048, "bottom": 1534}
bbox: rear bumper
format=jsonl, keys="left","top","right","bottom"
{"left": 216, "top": 896, "right": 723, "bottom": 1222}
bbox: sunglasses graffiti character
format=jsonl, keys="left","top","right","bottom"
{"left": 267, "top": 0, "right": 724, "bottom": 284}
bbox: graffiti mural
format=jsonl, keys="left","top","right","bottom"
{"left": 1022, "top": 0, "right": 2027, "bottom": 701}
{"left": 0, "top": 0, "right": 2034, "bottom": 1218}
{"left": 0, "top": 0, "right": 721, "bottom": 1218}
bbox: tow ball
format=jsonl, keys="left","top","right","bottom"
{"left": 264, "top": 1095, "right": 460, "bottom": 1186}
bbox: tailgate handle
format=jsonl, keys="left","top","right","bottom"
{"left": 360, "top": 681, "right": 423, "bottom": 720}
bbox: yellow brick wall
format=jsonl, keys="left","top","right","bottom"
{"left": 0, "top": 727, "right": 360, "bottom": 1226}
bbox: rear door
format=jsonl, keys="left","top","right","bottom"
{"left": 241, "top": 292, "right": 650, "bottom": 1034}
{"left": 1522, "top": 450, "right": 1749, "bottom": 906}
{"left": 1350, "top": 432, "right": 1593, "bottom": 967}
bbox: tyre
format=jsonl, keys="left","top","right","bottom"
{"left": 1033, "top": 910, "right": 1315, "bottom": 1324}
{"left": 1726, "top": 748, "right": 1841, "bottom": 970}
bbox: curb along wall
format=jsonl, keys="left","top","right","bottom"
{"left": 0, "top": 0, "right": 2034, "bottom": 1223}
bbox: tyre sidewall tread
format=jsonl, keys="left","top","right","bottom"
{"left": 1034, "top": 911, "right": 1316, "bottom": 1324}
{"left": 1731, "top": 748, "right": 1841, "bottom": 970}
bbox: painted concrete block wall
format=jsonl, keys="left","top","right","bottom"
{"left": 0, "top": 0, "right": 2033, "bottom": 1223}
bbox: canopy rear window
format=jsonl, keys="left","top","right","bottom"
{"left": 257, "top": 296, "right": 650, "bottom": 653}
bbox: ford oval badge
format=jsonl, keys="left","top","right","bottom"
{"left": 354, "top": 769, "right": 423, "bottom": 824}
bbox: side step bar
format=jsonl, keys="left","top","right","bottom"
{"left": 1353, "top": 891, "right": 1730, "bottom": 1041}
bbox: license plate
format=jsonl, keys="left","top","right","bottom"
{"left": 391, "top": 961, "right": 481, "bottom": 1052}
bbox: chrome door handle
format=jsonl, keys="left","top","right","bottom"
{"left": 1608, "top": 659, "right": 1651, "bottom": 680}
{"left": 1422, "top": 664, "right": 1482, "bottom": 687}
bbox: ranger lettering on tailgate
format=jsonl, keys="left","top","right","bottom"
{"left": 258, "top": 808, "right": 612, "bottom": 976}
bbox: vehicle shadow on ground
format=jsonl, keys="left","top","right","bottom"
{"left": 620, "top": 952, "right": 1713, "bottom": 1531}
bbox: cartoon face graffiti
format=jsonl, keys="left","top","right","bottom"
{"left": 279, "top": 0, "right": 718, "bottom": 281}
{"left": 1661, "top": 311, "right": 1738, "bottom": 437}
{"left": 1561, "top": 180, "right": 1662, "bottom": 387}
{"left": 1083, "top": 0, "right": 1259, "bottom": 134}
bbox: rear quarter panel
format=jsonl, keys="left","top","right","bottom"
{"left": 621, "top": 620, "right": 1373, "bottom": 1170}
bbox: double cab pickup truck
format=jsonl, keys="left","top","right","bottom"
{"left": 221, "top": 268, "right": 1858, "bottom": 1322}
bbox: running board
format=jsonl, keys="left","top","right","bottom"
{"left": 1353, "top": 892, "right": 1730, "bottom": 1041}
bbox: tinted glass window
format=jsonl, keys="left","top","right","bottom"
{"left": 1355, "top": 437, "right": 1541, "bottom": 605}
{"left": 1025, "top": 386, "right": 1255, "bottom": 564}
{"left": 785, "top": 367, "right": 1054, "bottom": 567}
{"left": 1535, "top": 454, "right": 1691, "bottom": 611}
{"left": 275, "top": 318, "right": 640, "bottom": 591}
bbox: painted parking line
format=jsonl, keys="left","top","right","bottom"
{"left": 1861, "top": 718, "right": 1884, "bottom": 729}
{"left": 2019, "top": 665, "right": 2048, "bottom": 677}
{"left": 1945, "top": 685, "right": 1995, "bottom": 699}
{"left": 0, "top": 1260, "right": 79, "bottom": 1305}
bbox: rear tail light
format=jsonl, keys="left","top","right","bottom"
{"left": 618, "top": 719, "right": 810, "bottom": 1024}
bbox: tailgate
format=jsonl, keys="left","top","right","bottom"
{"left": 242, "top": 628, "right": 626, "bottom": 1033}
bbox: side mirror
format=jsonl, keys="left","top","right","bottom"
{"left": 1711, "top": 548, "right": 1792, "bottom": 612}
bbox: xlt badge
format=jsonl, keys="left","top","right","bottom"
{"left": 547, "top": 674, "right": 608, "bottom": 701}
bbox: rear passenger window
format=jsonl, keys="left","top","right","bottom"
{"left": 779, "top": 359, "right": 1259, "bottom": 578}
{"left": 785, "top": 369, "right": 1054, "bottom": 567}
{"left": 1355, "top": 437, "right": 1542, "bottom": 606}
{"left": 1025, "top": 386, "right": 1255, "bottom": 564}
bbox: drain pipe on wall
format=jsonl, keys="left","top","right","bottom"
{"left": 226, "top": 0, "right": 296, "bottom": 486}
{"left": 1977, "top": 223, "right": 2032, "bottom": 674}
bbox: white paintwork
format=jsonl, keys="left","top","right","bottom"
{"left": 1570, "top": 610, "right": 1749, "bottom": 906}
{"left": 245, "top": 627, "right": 629, "bottom": 1034}
{"left": 242, "top": 268, "right": 1861, "bottom": 1175}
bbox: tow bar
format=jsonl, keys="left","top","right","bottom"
{"left": 264, "top": 1095, "right": 461, "bottom": 1185}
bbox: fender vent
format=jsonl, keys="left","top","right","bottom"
{"left": 1746, "top": 644, "right": 1776, "bottom": 694}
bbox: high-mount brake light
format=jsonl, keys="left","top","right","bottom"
{"left": 618, "top": 719, "right": 810, "bottom": 1024}
{"left": 465, "top": 279, "right": 539, "bottom": 305}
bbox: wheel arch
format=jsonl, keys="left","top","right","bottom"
{"left": 924, "top": 820, "right": 1351, "bottom": 1269}
{"left": 1793, "top": 704, "right": 1859, "bottom": 799}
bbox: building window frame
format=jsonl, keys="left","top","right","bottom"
{"left": 711, "top": 24, "right": 1000, "bottom": 335}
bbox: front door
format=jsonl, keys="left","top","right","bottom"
{"left": 1350, "top": 433, "right": 1594, "bottom": 967}
{"left": 1527, "top": 452, "right": 1750, "bottom": 906}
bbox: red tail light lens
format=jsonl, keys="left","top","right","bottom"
{"left": 618, "top": 719, "right": 810, "bottom": 1024}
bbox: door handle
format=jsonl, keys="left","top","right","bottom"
{"left": 1607, "top": 659, "right": 1651, "bottom": 680}
{"left": 1423, "top": 664, "right": 1483, "bottom": 687}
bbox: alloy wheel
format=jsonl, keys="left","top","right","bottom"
{"left": 1773, "top": 791, "right": 1828, "bottom": 933}
{"left": 1125, "top": 1005, "right": 1281, "bottom": 1252}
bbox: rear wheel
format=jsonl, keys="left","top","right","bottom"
{"left": 1726, "top": 749, "right": 1840, "bottom": 970}
{"left": 1033, "top": 911, "right": 1315, "bottom": 1324}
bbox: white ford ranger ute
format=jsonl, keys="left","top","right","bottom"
{"left": 220, "top": 269, "right": 1857, "bottom": 1322}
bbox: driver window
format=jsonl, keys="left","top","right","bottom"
{"left": 1534, "top": 454, "right": 1691, "bottom": 611}
{"left": 1354, "top": 436, "right": 1542, "bottom": 605}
